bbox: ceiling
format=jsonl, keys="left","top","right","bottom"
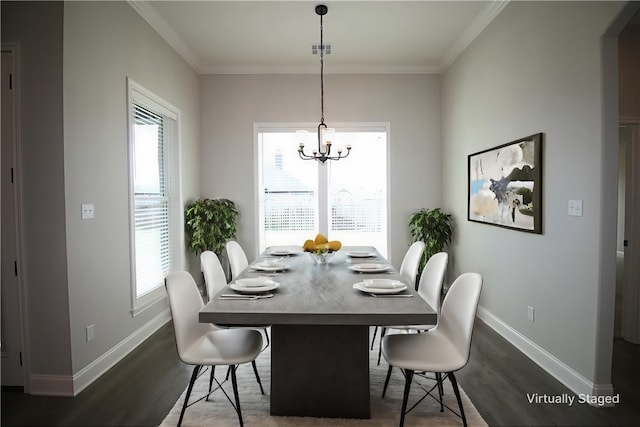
{"left": 131, "top": 1, "right": 509, "bottom": 75}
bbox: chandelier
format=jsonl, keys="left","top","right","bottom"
{"left": 298, "top": 4, "right": 351, "bottom": 163}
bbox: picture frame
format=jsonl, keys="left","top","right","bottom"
{"left": 467, "top": 133, "right": 543, "bottom": 234}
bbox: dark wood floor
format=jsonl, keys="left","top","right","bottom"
{"left": 2, "top": 319, "right": 639, "bottom": 426}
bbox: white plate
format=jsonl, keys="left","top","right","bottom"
{"left": 346, "top": 251, "right": 375, "bottom": 258}
{"left": 251, "top": 261, "right": 289, "bottom": 271}
{"left": 348, "top": 263, "right": 391, "bottom": 273}
{"left": 235, "top": 277, "right": 277, "bottom": 288}
{"left": 230, "top": 281, "right": 280, "bottom": 294}
{"left": 353, "top": 281, "right": 407, "bottom": 294}
{"left": 362, "top": 278, "right": 406, "bottom": 289}
{"left": 267, "top": 249, "right": 299, "bottom": 256}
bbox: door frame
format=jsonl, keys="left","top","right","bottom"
{"left": 1, "top": 42, "right": 29, "bottom": 390}
{"left": 620, "top": 118, "right": 640, "bottom": 343}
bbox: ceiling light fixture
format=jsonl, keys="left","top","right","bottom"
{"left": 298, "top": 4, "right": 351, "bottom": 163}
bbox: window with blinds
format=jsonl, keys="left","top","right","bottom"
{"left": 128, "top": 79, "right": 181, "bottom": 314}
{"left": 256, "top": 125, "right": 388, "bottom": 257}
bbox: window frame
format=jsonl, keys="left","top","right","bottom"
{"left": 253, "top": 122, "right": 390, "bottom": 258}
{"left": 127, "top": 78, "right": 183, "bottom": 316}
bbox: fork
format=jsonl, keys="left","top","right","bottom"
{"left": 247, "top": 271, "right": 281, "bottom": 276}
{"left": 219, "top": 293, "right": 274, "bottom": 300}
{"left": 368, "top": 293, "right": 413, "bottom": 298}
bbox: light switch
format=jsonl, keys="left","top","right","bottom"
{"left": 568, "top": 200, "right": 583, "bottom": 217}
{"left": 81, "top": 204, "right": 95, "bottom": 219}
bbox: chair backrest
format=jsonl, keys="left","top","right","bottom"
{"left": 416, "top": 252, "right": 448, "bottom": 317}
{"left": 201, "top": 250, "right": 227, "bottom": 300}
{"left": 435, "top": 272, "right": 482, "bottom": 364}
{"left": 165, "top": 271, "right": 214, "bottom": 361}
{"left": 399, "top": 241, "right": 425, "bottom": 288}
{"left": 226, "top": 240, "right": 249, "bottom": 280}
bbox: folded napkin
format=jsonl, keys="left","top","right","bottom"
{"left": 363, "top": 279, "right": 403, "bottom": 289}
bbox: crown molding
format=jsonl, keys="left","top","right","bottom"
{"left": 130, "top": 0, "right": 508, "bottom": 76}
{"left": 440, "top": 0, "right": 510, "bottom": 71}
{"left": 200, "top": 63, "right": 440, "bottom": 75}
{"left": 128, "top": 0, "right": 201, "bottom": 73}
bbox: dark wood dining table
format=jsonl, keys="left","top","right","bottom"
{"left": 198, "top": 246, "right": 436, "bottom": 419}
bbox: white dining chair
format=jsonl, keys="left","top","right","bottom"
{"left": 376, "top": 252, "right": 448, "bottom": 365}
{"left": 226, "top": 240, "right": 249, "bottom": 280}
{"left": 399, "top": 241, "right": 426, "bottom": 290}
{"left": 201, "top": 250, "right": 228, "bottom": 301}
{"left": 165, "top": 271, "right": 264, "bottom": 427}
{"left": 381, "top": 272, "right": 483, "bottom": 427}
{"left": 370, "top": 241, "right": 425, "bottom": 352}
{"left": 201, "top": 250, "right": 271, "bottom": 349}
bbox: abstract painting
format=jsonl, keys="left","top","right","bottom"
{"left": 468, "top": 133, "right": 543, "bottom": 233}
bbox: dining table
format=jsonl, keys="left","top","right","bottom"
{"left": 198, "top": 246, "right": 436, "bottom": 419}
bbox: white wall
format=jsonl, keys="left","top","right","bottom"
{"left": 199, "top": 74, "right": 441, "bottom": 266}
{"left": 62, "top": 1, "right": 200, "bottom": 391}
{"left": 441, "top": 1, "right": 625, "bottom": 394}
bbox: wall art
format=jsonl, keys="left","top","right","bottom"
{"left": 468, "top": 133, "right": 543, "bottom": 233}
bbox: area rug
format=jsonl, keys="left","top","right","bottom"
{"left": 160, "top": 332, "right": 487, "bottom": 427}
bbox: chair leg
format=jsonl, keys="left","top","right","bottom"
{"left": 382, "top": 364, "right": 393, "bottom": 398}
{"left": 370, "top": 326, "right": 378, "bottom": 350}
{"left": 207, "top": 366, "right": 216, "bottom": 401}
{"left": 263, "top": 327, "right": 270, "bottom": 349}
{"left": 436, "top": 372, "right": 444, "bottom": 412}
{"left": 178, "top": 365, "right": 201, "bottom": 427}
{"left": 448, "top": 372, "right": 467, "bottom": 427}
{"left": 251, "top": 360, "right": 264, "bottom": 395}
{"left": 225, "top": 365, "right": 231, "bottom": 381}
{"left": 230, "top": 365, "right": 244, "bottom": 427}
{"left": 377, "top": 327, "right": 387, "bottom": 365}
{"left": 399, "top": 369, "right": 414, "bottom": 427}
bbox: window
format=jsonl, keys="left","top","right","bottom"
{"left": 256, "top": 124, "right": 388, "bottom": 257}
{"left": 127, "top": 79, "right": 182, "bottom": 315}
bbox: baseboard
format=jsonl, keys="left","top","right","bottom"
{"left": 29, "top": 308, "right": 171, "bottom": 396}
{"left": 72, "top": 308, "right": 171, "bottom": 395}
{"left": 477, "top": 306, "right": 614, "bottom": 404}
{"left": 29, "top": 374, "right": 75, "bottom": 396}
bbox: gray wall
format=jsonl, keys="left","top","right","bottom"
{"left": 441, "top": 0, "right": 625, "bottom": 390}
{"left": 199, "top": 73, "right": 442, "bottom": 266}
{"left": 63, "top": 1, "right": 201, "bottom": 376}
{"left": 619, "top": 12, "right": 640, "bottom": 119}
{"left": 3, "top": 1, "right": 200, "bottom": 393}
{"left": 2, "top": 1, "right": 71, "bottom": 378}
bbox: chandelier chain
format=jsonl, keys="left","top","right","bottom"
{"left": 320, "top": 11, "right": 324, "bottom": 124}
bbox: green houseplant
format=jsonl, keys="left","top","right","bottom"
{"left": 185, "top": 198, "right": 238, "bottom": 255}
{"left": 409, "top": 208, "right": 454, "bottom": 272}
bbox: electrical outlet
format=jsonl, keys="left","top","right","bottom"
{"left": 86, "top": 324, "right": 95, "bottom": 342}
{"left": 81, "top": 204, "right": 95, "bottom": 219}
{"left": 527, "top": 306, "right": 535, "bottom": 323}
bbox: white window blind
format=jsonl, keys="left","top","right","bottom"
{"left": 128, "top": 79, "right": 181, "bottom": 314}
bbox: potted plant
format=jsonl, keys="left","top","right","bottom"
{"left": 408, "top": 208, "right": 454, "bottom": 273}
{"left": 184, "top": 198, "right": 238, "bottom": 255}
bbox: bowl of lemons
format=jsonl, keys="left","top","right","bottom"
{"left": 303, "top": 234, "right": 342, "bottom": 265}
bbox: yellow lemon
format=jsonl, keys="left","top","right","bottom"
{"left": 327, "top": 241, "right": 342, "bottom": 251}
{"left": 314, "top": 233, "right": 329, "bottom": 245}
{"left": 303, "top": 239, "right": 316, "bottom": 251}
